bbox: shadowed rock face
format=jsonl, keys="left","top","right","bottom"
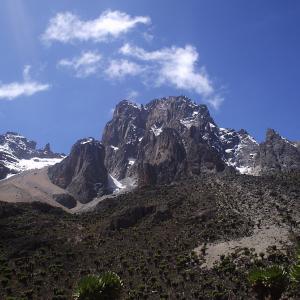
{"left": 0, "top": 163, "right": 10, "bottom": 180}
{"left": 48, "top": 138, "right": 109, "bottom": 204}
{"left": 102, "top": 96, "right": 229, "bottom": 184}
{"left": 137, "top": 128, "right": 187, "bottom": 186}
{"left": 254, "top": 129, "right": 300, "bottom": 174}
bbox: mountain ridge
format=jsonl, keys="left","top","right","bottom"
{"left": 0, "top": 96, "right": 299, "bottom": 210}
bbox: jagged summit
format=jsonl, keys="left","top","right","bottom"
{"left": 48, "top": 138, "right": 110, "bottom": 203}
{"left": 102, "top": 96, "right": 241, "bottom": 184}
{"left": 1, "top": 96, "right": 299, "bottom": 209}
{"left": 0, "top": 131, "right": 64, "bottom": 179}
{"left": 102, "top": 96, "right": 300, "bottom": 183}
{"left": 253, "top": 128, "right": 300, "bottom": 174}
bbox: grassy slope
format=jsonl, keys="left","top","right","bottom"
{"left": 0, "top": 172, "right": 300, "bottom": 299}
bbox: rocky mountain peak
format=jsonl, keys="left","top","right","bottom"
{"left": 0, "top": 132, "right": 64, "bottom": 179}
{"left": 113, "top": 100, "right": 142, "bottom": 118}
{"left": 254, "top": 128, "right": 300, "bottom": 174}
{"left": 266, "top": 128, "right": 281, "bottom": 141}
{"left": 102, "top": 96, "right": 226, "bottom": 184}
{"left": 48, "top": 138, "right": 110, "bottom": 203}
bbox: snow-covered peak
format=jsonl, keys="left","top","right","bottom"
{"left": 219, "top": 128, "right": 259, "bottom": 174}
{"left": 0, "top": 132, "right": 64, "bottom": 180}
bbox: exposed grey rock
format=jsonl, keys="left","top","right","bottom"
{"left": 102, "top": 96, "right": 228, "bottom": 185}
{"left": 254, "top": 129, "right": 300, "bottom": 174}
{"left": 48, "top": 138, "right": 110, "bottom": 203}
{"left": 219, "top": 128, "right": 259, "bottom": 174}
{"left": 0, "top": 163, "right": 10, "bottom": 180}
{"left": 137, "top": 128, "right": 187, "bottom": 185}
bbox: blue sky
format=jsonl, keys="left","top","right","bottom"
{"left": 0, "top": 0, "right": 299, "bottom": 153}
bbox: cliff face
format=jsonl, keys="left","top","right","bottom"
{"left": 253, "top": 129, "right": 300, "bottom": 174}
{"left": 48, "top": 138, "right": 109, "bottom": 203}
{"left": 102, "top": 96, "right": 227, "bottom": 184}
{"left": 47, "top": 96, "right": 300, "bottom": 204}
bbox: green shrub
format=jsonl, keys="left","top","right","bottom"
{"left": 73, "top": 271, "right": 123, "bottom": 300}
{"left": 290, "top": 249, "right": 300, "bottom": 284}
{"left": 248, "top": 265, "right": 288, "bottom": 300}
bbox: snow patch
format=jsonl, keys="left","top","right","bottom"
{"left": 108, "top": 174, "right": 126, "bottom": 192}
{"left": 128, "top": 158, "right": 136, "bottom": 166}
{"left": 2, "top": 157, "right": 64, "bottom": 180}
{"left": 110, "top": 145, "right": 119, "bottom": 151}
{"left": 81, "top": 138, "right": 94, "bottom": 145}
{"left": 151, "top": 125, "right": 163, "bottom": 136}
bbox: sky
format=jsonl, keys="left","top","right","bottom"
{"left": 0, "top": 0, "right": 299, "bottom": 153}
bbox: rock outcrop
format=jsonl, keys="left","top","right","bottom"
{"left": 254, "top": 129, "right": 300, "bottom": 174}
{"left": 102, "top": 96, "right": 240, "bottom": 184}
{"left": 137, "top": 128, "right": 187, "bottom": 185}
{"left": 48, "top": 138, "right": 110, "bottom": 203}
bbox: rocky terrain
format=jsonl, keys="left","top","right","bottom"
{"left": 0, "top": 172, "right": 300, "bottom": 299}
{"left": 0, "top": 132, "right": 64, "bottom": 180}
{"left": 0, "top": 96, "right": 299, "bottom": 211}
{"left": 102, "top": 96, "right": 300, "bottom": 186}
{"left": 0, "top": 96, "right": 299, "bottom": 299}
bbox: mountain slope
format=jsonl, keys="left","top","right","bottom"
{"left": 1, "top": 172, "right": 299, "bottom": 299}
{"left": 0, "top": 96, "right": 299, "bottom": 208}
{"left": 102, "top": 96, "right": 299, "bottom": 183}
{"left": 0, "top": 132, "right": 64, "bottom": 179}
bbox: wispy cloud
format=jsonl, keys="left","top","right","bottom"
{"left": 119, "top": 43, "right": 223, "bottom": 109}
{"left": 105, "top": 59, "right": 143, "bottom": 79}
{"left": 58, "top": 51, "right": 102, "bottom": 78}
{"left": 0, "top": 65, "right": 50, "bottom": 100}
{"left": 120, "top": 44, "right": 213, "bottom": 95}
{"left": 42, "top": 10, "right": 151, "bottom": 44}
{"left": 126, "top": 89, "right": 139, "bottom": 100}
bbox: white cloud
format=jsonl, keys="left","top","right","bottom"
{"left": 58, "top": 51, "right": 102, "bottom": 78}
{"left": 207, "top": 95, "right": 224, "bottom": 110}
{"left": 105, "top": 59, "right": 143, "bottom": 79}
{"left": 126, "top": 90, "right": 139, "bottom": 100}
{"left": 143, "top": 32, "right": 154, "bottom": 43}
{"left": 119, "top": 43, "right": 223, "bottom": 108}
{"left": 0, "top": 66, "right": 50, "bottom": 100}
{"left": 42, "top": 10, "right": 150, "bottom": 44}
{"left": 23, "top": 65, "right": 31, "bottom": 81}
{"left": 120, "top": 44, "right": 213, "bottom": 94}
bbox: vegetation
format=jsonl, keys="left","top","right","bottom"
{"left": 0, "top": 172, "right": 300, "bottom": 299}
{"left": 248, "top": 247, "right": 300, "bottom": 299}
{"left": 248, "top": 266, "right": 288, "bottom": 300}
{"left": 73, "top": 272, "right": 123, "bottom": 300}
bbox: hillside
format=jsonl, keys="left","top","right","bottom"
{"left": 1, "top": 172, "right": 300, "bottom": 299}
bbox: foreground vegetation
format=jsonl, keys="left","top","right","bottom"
{"left": 0, "top": 172, "right": 299, "bottom": 299}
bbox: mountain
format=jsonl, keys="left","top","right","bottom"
{"left": 1, "top": 96, "right": 300, "bottom": 299}
{"left": 48, "top": 138, "right": 111, "bottom": 203}
{"left": 1, "top": 96, "right": 299, "bottom": 209}
{"left": 0, "top": 132, "right": 64, "bottom": 180}
{"left": 102, "top": 96, "right": 300, "bottom": 182}
{"left": 253, "top": 128, "right": 300, "bottom": 174}
{"left": 102, "top": 96, "right": 227, "bottom": 185}
{"left": 1, "top": 172, "right": 300, "bottom": 299}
